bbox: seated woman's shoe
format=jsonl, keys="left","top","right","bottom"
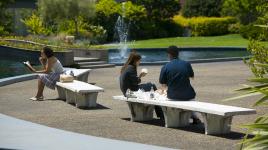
{"left": 29, "top": 96, "right": 44, "bottom": 101}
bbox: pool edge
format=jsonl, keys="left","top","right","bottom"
{"left": 0, "top": 74, "right": 38, "bottom": 87}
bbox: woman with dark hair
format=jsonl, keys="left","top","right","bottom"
{"left": 26, "top": 46, "right": 64, "bottom": 101}
{"left": 119, "top": 51, "right": 164, "bottom": 119}
{"left": 119, "top": 52, "right": 156, "bottom": 95}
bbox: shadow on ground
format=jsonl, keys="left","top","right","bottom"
{"left": 40, "top": 98, "right": 110, "bottom": 110}
{"left": 121, "top": 118, "right": 253, "bottom": 140}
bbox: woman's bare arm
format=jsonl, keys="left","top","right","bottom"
{"left": 35, "top": 58, "right": 53, "bottom": 73}
{"left": 39, "top": 57, "right": 47, "bottom": 69}
{"left": 25, "top": 62, "right": 36, "bottom": 72}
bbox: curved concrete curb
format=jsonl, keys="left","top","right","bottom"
{"left": 0, "top": 113, "right": 174, "bottom": 150}
{"left": 0, "top": 74, "right": 38, "bottom": 87}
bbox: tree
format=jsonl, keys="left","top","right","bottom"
{"left": 94, "top": 0, "right": 146, "bottom": 41}
{"left": 229, "top": 40, "right": 268, "bottom": 150}
{"left": 182, "top": 0, "right": 222, "bottom": 18}
{"left": 226, "top": 2, "right": 268, "bottom": 149}
{"left": 221, "top": 0, "right": 260, "bottom": 25}
{"left": 37, "top": 0, "right": 95, "bottom": 37}
{"left": 131, "top": 0, "right": 180, "bottom": 21}
{"left": 0, "top": 0, "right": 14, "bottom": 33}
{"left": 22, "top": 13, "right": 50, "bottom": 35}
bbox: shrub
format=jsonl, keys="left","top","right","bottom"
{"left": 189, "top": 17, "right": 236, "bottom": 36}
{"left": 173, "top": 15, "right": 190, "bottom": 27}
{"left": 173, "top": 15, "right": 237, "bottom": 36}
{"left": 228, "top": 23, "right": 240, "bottom": 34}
{"left": 22, "top": 13, "right": 51, "bottom": 35}
{"left": 0, "top": 26, "right": 8, "bottom": 35}
{"left": 58, "top": 17, "right": 89, "bottom": 37}
{"left": 57, "top": 17, "right": 107, "bottom": 44}
{"left": 240, "top": 24, "right": 268, "bottom": 41}
{"left": 88, "top": 25, "right": 107, "bottom": 44}
{"left": 94, "top": 0, "right": 146, "bottom": 42}
{"left": 158, "top": 21, "right": 184, "bottom": 38}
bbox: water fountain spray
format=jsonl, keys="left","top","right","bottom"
{"left": 114, "top": 1, "right": 129, "bottom": 58}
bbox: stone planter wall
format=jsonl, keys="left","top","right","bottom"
{"left": 0, "top": 46, "right": 74, "bottom": 66}
{"left": 71, "top": 49, "right": 108, "bottom": 61}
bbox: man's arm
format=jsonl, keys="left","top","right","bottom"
{"left": 188, "top": 63, "right": 194, "bottom": 79}
{"left": 159, "top": 66, "right": 168, "bottom": 94}
{"left": 159, "top": 66, "right": 167, "bottom": 84}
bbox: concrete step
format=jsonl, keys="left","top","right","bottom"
{"left": 74, "top": 57, "right": 100, "bottom": 63}
{"left": 79, "top": 64, "right": 115, "bottom": 69}
{"left": 78, "top": 61, "right": 107, "bottom": 66}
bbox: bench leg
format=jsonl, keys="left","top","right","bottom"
{"left": 127, "top": 102, "right": 154, "bottom": 122}
{"left": 75, "top": 92, "right": 98, "bottom": 108}
{"left": 161, "top": 107, "right": 191, "bottom": 128}
{"left": 56, "top": 86, "right": 66, "bottom": 100}
{"left": 201, "top": 113, "right": 232, "bottom": 135}
{"left": 65, "top": 90, "right": 76, "bottom": 104}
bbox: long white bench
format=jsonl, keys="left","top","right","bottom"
{"left": 57, "top": 80, "right": 104, "bottom": 108}
{"left": 113, "top": 95, "right": 256, "bottom": 135}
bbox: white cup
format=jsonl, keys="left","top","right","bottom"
{"left": 141, "top": 68, "right": 148, "bottom": 74}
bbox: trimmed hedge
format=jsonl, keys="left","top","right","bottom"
{"left": 173, "top": 15, "right": 237, "bottom": 36}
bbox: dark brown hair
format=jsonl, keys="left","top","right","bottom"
{"left": 167, "top": 45, "right": 179, "bottom": 59}
{"left": 42, "top": 46, "right": 54, "bottom": 58}
{"left": 120, "top": 51, "right": 141, "bottom": 74}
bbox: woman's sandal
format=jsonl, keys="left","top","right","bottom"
{"left": 29, "top": 96, "right": 44, "bottom": 101}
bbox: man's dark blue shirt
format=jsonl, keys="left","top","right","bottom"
{"left": 159, "top": 59, "right": 196, "bottom": 100}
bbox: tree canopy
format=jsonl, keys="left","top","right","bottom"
{"left": 37, "top": 0, "right": 95, "bottom": 37}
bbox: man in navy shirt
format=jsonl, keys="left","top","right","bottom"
{"left": 159, "top": 46, "right": 196, "bottom": 100}
{"left": 159, "top": 46, "right": 200, "bottom": 124}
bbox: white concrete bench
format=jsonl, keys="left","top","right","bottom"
{"left": 113, "top": 95, "right": 256, "bottom": 135}
{"left": 56, "top": 68, "right": 91, "bottom": 100}
{"left": 57, "top": 80, "right": 104, "bottom": 108}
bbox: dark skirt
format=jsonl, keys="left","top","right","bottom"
{"left": 38, "top": 73, "right": 61, "bottom": 90}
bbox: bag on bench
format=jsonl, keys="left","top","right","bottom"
{"left": 60, "top": 74, "right": 74, "bottom": 83}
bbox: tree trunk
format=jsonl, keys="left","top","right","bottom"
{"left": 74, "top": 18, "right": 79, "bottom": 38}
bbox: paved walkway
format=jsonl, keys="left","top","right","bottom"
{"left": 0, "top": 61, "right": 265, "bottom": 150}
{"left": 0, "top": 113, "right": 172, "bottom": 150}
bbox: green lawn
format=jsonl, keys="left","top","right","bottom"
{"left": 103, "top": 34, "right": 268, "bottom": 48}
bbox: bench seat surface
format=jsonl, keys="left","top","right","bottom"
{"left": 57, "top": 80, "right": 104, "bottom": 93}
{"left": 113, "top": 95, "right": 256, "bottom": 117}
{"left": 64, "top": 68, "right": 91, "bottom": 77}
